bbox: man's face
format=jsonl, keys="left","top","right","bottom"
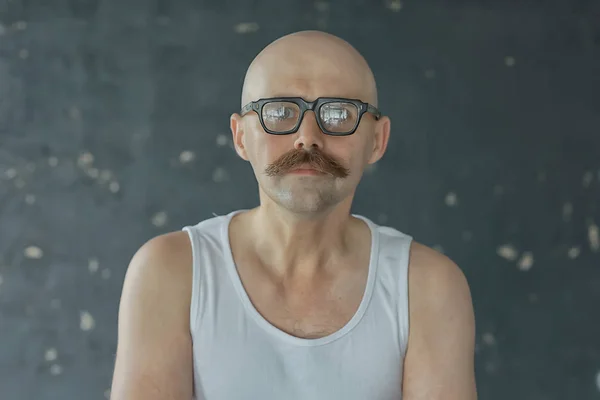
{"left": 231, "top": 38, "right": 389, "bottom": 215}
{"left": 239, "top": 97, "right": 378, "bottom": 214}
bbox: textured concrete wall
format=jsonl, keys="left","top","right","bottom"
{"left": 0, "top": 1, "right": 599, "bottom": 399}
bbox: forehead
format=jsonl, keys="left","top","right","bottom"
{"left": 251, "top": 75, "right": 369, "bottom": 105}
{"left": 248, "top": 53, "right": 371, "bottom": 102}
{"left": 267, "top": 78, "right": 365, "bottom": 101}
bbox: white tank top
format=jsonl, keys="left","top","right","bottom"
{"left": 182, "top": 210, "right": 412, "bottom": 400}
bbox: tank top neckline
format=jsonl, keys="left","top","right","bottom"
{"left": 219, "top": 209, "right": 381, "bottom": 347}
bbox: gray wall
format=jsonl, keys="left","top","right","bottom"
{"left": 1, "top": 1, "right": 599, "bottom": 399}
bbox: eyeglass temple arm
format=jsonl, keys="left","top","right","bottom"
{"left": 241, "top": 103, "right": 254, "bottom": 115}
{"left": 366, "top": 104, "right": 382, "bottom": 120}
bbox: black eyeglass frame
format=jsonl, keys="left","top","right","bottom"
{"left": 240, "top": 97, "right": 382, "bottom": 136}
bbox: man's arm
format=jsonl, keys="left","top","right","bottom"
{"left": 402, "top": 242, "right": 477, "bottom": 400}
{"left": 110, "top": 232, "right": 194, "bottom": 400}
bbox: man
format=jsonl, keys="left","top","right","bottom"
{"left": 110, "top": 31, "right": 477, "bottom": 399}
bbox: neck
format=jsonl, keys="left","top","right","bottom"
{"left": 247, "top": 198, "right": 356, "bottom": 279}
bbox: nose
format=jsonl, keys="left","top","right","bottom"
{"left": 293, "top": 111, "right": 324, "bottom": 150}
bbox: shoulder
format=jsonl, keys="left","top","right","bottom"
{"left": 407, "top": 241, "right": 474, "bottom": 331}
{"left": 401, "top": 244, "right": 477, "bottom": 398}
{"left": 408, "top": 241, "right": 472, "bottom": 299}
{"left": 112, "top": 231, "right": 195, "bottom": 399}
{"left": 131, "top": 231, "right": 192, "bottom": 268}
{"left": 128, "top": 231, "right": 193, "bottom": 281}
{"left": 122, "top": 231, "right": 193, "bottom": 316}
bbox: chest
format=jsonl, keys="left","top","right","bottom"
{"left": 235, "top": 262, "right": 369, "bottom": 339}
{"left": 255, "top": 285, "right": 364, "bottom": 339}
{"left": 193, "top": 286, "right": 405, "bottom": 400}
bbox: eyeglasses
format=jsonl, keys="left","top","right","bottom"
{"left": 240, "top": 97, "right": 381, "bottom": 136}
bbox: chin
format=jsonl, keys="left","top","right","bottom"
{"left": 258, "top": 177, "right": 355, "bottom": 214}
{"left": 272, "top": 188, "right": 340, "bottom": 215}
{"left": 280, "top": 200, "right": 331, "bottom": 215}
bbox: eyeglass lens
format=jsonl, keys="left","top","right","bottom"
{"left": 261, "top": 101, "right": 359, "bottom": 134}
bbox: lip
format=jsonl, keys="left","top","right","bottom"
{"left": 288, "top": 166, "right": 323, "bottom": 175}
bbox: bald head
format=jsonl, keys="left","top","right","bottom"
{"left": 240, "top": 31, "right": 378, "bottom": 109}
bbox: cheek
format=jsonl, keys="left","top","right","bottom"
{"left": 245, "top": 130, "right": 290, "bottom": 166}
{"left": 332, "top": 138, "right": 371, "bottom": 169}
{"left": 356, "top": 135, "right": 376, "bottom": 165}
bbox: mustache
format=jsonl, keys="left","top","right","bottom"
{"left": 264, "top": 148, "right": 350, "bottom": 178}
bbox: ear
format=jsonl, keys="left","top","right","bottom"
{"left": 367, "top": 116, "right": 391, "bottom": 164}
{"left": 230, "top": 113, "right": 249, "bottom": 161}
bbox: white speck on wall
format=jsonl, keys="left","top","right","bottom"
{"left": 14, "top": 177, "right": 25, "bottom": 189}
{"left": 101, "top": 269, "right": 111, "bottom": 280}
{"left": 25, "top": 194, "right": 36, "bottom": 205}
{"left": 562, "top": 202, "right": 573, "bottom": 222}
{"left": 77, "top": 152, "right": 94, "bottom": 168}
{"left": 377, "top": 214, "right": 388, "bottom": 224}
{"left": 25, "top": 305, "right": 35, "bottom": 317}
{"left": 86, "top": 167, "right": 99, "bottom": 179}
{"left": 462, "top": 231, "right": 473, "bottom": 242}
{"left": 317, "top": 17, "right": 327, "bottom": 30}
{"left": 14, "top": 21, "right": 27, "bottom": 30}
{"left": 315, "top": 1, "right": 329, "bottom": 12}
{"left": 445, "top": 192, "right": 458, "bottom": 207}
{"left": 48, "top": 157, "right": 58, "bottom": 167}
{"left": 49, "top": 364, "right": 62, "bottom": 376}
{"left": 588, "top": 223, "right": 599, "bottom": 252}
{"left": 504, "top": 56, "right": 516, "bottom": 67}
{"left": 5, "top": 168, "right": 17, "bottom": 179}
{"left": 152, "top": 211, "right": 168, "bottom": 227}
{"left": 482, "top": 332, "right": 496, "bottom": 346}
{"left": 216, "top": 134, "right": 228, "bottom": 147}
{"left": 528, "top": 293, "right": 539, "bottom": 303}
{"left": 88, "top": 258, "right": 99, "bottom": 274}
{"left": 364, "top": 163, "right": 377, "bottom": 174}
{"left": 98, "top": 169, "right": 112, "bottom": 184}
{"left": 484, "top": 361, "right": 496, "bottom": 373}
{"left": 424, "top": 68, "right": 436, "bottom": 79}
{"left": 69, "top": 106, "right": 81, "bottom": 120}
{"left": 156, "top": 16, "right": 170, "bottom": 26}
{"left": 234, "top": 22, "right": 259, "bottom": 34}
{"left": 497, "top": 244, "right": 518, "bottom": 261}
{"left": 19, "top": 49, "right": 29, "bottom": 59}
{"left": 537, "top": 171, "right": 546, "bottom": 182}
{"left": 385, "top": 0, "right": 403, "bottom": 11}
{"left": 433, "top": 244, "right": 445, "bottom": 254}
{"left": 567, "top": 246, "right": 581, "bottom": 259}
{"left": 44, "top": 348, "right": 58, "bottom": 362}
{"left": 582, "top": 171, "right": 593, "bottom": 188}
{"left": 109, "top": 181, "right": 120, "bottom": 193}
{"left": 595, "top": 370, "right": 600, "bottom": 392}
{"left": 517, "top": 251, "right": 534, "bottom": 271}
{"left": 24, "top": 246, "right": 43, "bottom": 259}
{"left": 80, "top": 311, "right": 95, "bottom": 331}
{"left": 179, "top": 150, "right": 195, "bottom": 163}
{"left": 212, "top": 167, "right": 229, "bottom": 183}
